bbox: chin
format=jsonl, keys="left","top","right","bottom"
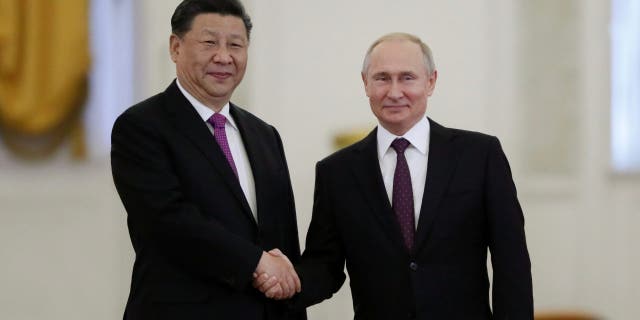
{"left": 382, "top": 114, "right": 409, "bottom": 124}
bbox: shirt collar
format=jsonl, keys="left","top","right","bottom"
{"left": 377, "top": 117, "right": 430, "bottom": 159}
{"left": 176, "top": 79, "right": 238, "bottom": 131}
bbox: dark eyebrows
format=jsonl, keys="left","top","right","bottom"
{"left": 199, "top": 30, "right": 247, "bottom": 44}
{"left": 370, "top": 71, "right": 418, "bottom": 79}
{"left": 228, "top": 34, "right": 247, "bottom": 43}
{"left": 200, "top": 29, "right": 217, "bottom": 37}
{"left": 371, "top": 71, "right": 390, "bottom": 78}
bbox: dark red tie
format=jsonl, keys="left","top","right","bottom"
{"left": 391, "top": 138, "right": 415, "bottom": 251}
{"left": 207, "top": 113, "right": 238, "bottom": 178}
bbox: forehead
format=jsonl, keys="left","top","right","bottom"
{"left": 367, "top": 40, "right": 426, "bottom": 75}
{"left": 188, "top": 13, "right": 247, "bottom": 40}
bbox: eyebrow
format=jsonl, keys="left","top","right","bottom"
{"left": 371, "top": 71, "right": 417, "bottom": 77}
{"left": 399, "top": 71, "right": 417, "bottom": 77}
{"left": 200, "top": 29, "right": 246, "bottom": 41}
{"left": 371, "top": 71, "right": 390, "bottom": 77}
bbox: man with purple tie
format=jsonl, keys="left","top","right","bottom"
{"left": 111, "top": 1, "right": 305, "bottom": 319}
{"left": 255, "top": 32, "right": 534, "bottom": 319}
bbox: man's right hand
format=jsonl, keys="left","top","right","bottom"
{"left": 253, "top": 249, "right": 301, "bottom": 299}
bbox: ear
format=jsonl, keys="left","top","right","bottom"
{"left": 169, "top": 34, "right": 181, "bottom": 63}
{"left": 426, "top": 69, "right": 438, "bottom": 96}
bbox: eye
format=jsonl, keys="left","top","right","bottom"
{"left": 202, "top": 40, "right": 216, "bottom": 46}
{"left": 230, "top": 42, "right": 244, "bottom": 48}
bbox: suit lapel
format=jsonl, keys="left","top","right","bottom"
{"left": 351, "top": 129, "right": 409, "bottom": 254}
{"left": 163, "top": 82, "right": 255, "bottom": 224}
{"left": 414, "top": 119, "right": 458, "bottom": 254}
{"left": 229, "top": 104, "right": 268, "bottom": 225}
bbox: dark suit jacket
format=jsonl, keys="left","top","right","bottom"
{"left": 111, "top": 81, "right": 306, "bottom": 320}
{"left": 295, "top": 119, "right": 533, "bottom": 320}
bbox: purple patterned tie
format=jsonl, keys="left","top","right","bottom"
{"left": 207, "top": 113, "right": 238, "bottom": 178}
{"left": 391, "top": 138, "right": 415, "bottom": 251}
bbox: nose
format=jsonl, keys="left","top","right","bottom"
{"left": 213, "top": 46, "right": 233, "bottom": 64}
{"left": 387, "top": 80, "right": 403, "bottom": 100}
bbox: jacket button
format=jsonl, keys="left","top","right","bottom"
{"left": 409, "top": 262, "right": 418, "bottom": 271}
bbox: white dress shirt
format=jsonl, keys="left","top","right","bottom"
{"left": 177, "top": 80, "right": 258, "bottom": 221}
{"left": 377, "top": 117, "right": 430, "bottom": 229}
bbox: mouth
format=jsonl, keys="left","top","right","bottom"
{"left": 207, "top": 71, "right": 233, "bottom": 80}
{"left": 383, "top": 104, "right": 408, "bottom": 109}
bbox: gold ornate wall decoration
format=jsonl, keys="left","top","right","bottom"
{"left": 0, "top": 0, "right": 90, "bottom": 160}
{"left": 333, "top": 127, "right": 372, "bottom": 150}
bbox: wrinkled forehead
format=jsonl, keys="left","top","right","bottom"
{"left": 367, "top": 40, "right": 428, "bottom": 74}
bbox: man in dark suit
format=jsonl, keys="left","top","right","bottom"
{"left": 111, "top": 0, "right": 305, "bottom": 319}
{"left": 255, "top": 32, "right": 533, "bottom": 319}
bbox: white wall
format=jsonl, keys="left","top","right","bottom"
{"left": 0, "top": 161, "right": 130, "bottom": 320}
{"left": 1, "top": 0, "right": 639, "bottom": 319}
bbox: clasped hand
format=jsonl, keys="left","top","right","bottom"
{"left": 253, "top": 248, "right": 301, "bottom": 300}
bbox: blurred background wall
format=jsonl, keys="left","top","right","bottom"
{"left": 1, "top": 0, "right": 638, "bottom": 319}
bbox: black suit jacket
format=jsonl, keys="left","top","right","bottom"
{"left": 295, "top": 119, "right": 533, "bottom": 320}
{"left": 111, "top": 81, "right": 306, "bottom": 320}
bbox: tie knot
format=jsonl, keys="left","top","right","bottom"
{"left": 391, "top": 138, "right": 410, "bottom": 154}
{"left": 208, "top": 113, "right": 227, "bottom": 128}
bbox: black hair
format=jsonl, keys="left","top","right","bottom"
{"left": 171, "top": 0, "right": 253, "bottom": 40}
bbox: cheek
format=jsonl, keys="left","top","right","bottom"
{"left": 406, "top": 89, "right": 427, "bottom": 102}
{"left": 190, "top": 51, "right": 210, "bottom": 64}
{"left": 363, "top": 85, "right": 373, "bottom": 98}
{"left": 232, "top": 52, "right": 248, "bottom": 64}
{"left": 368, "top": 95, "right": 384, "bottom": 109}
{"left": 236, "top": 61, "right": 248, "bottom": 74}
{"left": 369, "top": 98, "right": 383, "bottom": 115}
{"left": 367, "top": 87, "right": 386, "bottom": 101}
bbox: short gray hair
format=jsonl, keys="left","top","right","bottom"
{"left": 361, "top": 32, "right": 435, "bottom": 75}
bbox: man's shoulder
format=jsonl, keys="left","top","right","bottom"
{"left": 449, "top": 127, "right": 496, "bottom": 144}
{"left": 118, "top": 81, "right": 186, "bottom": 121}
{"left": 121, "top": 91, "right": 167, "bottom": 119}
{"left": 434, "top": 123, "right": 503, "bottom": 160}
{"left": 430, "top": 119, "right": 498, "bottom": 147}
{"left": 230, "top": 103, "right": 273, "bottom": 130}
{"left": 111, "top": 90, "right": 174, "bottom": 139}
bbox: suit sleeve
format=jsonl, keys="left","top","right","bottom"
{"left": 110, "top": 111, "right": 263, "bottom": 292}
{"left": 272, "top": 127, "right": 303, "bottom": 263}
{"left": 292, "top": 161, "right": 347, "bottom": 309}
{"left": 485, "top": 137, "right": 534, "bottom": 319}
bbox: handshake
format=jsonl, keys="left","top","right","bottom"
{"left": 253, "top": 248, "right": 301, "bottom": 300}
